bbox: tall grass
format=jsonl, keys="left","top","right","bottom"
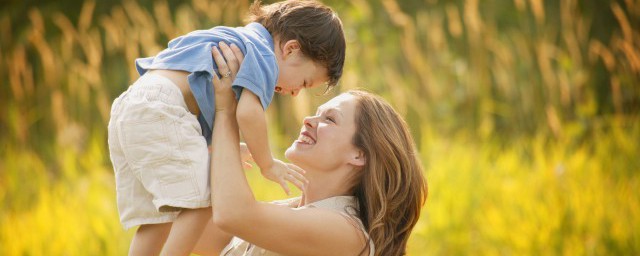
{"left": 1, "top": 0, "right": 638, "bottom": 255}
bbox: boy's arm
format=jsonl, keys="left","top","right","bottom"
{"left": 235, "top": 88, "right": 306, "bottom": 195}
{"left": 236, "top": 89, "right": 273, "bottom": 171}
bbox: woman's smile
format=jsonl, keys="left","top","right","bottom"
{"left": 296, "top": 131, "right": 316, "bottom": 145}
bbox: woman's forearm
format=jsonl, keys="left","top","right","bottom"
{"left": 210, "top": 111, "right": 257, "bottom": 228}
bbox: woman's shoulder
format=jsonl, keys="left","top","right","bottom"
{"left": 306, "top": 196, "right": 375, "bottom": 256}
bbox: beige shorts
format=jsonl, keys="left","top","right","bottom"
{"left": 108, "top": 74, "right": 210, "bottom": 229}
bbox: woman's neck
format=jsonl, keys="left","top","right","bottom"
{"left": 300, "top": 168, "right": 354, "bottom": 206}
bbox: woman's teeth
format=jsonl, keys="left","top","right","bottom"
{"left": 298, "top": 134, "right": 315, "bottom": 144}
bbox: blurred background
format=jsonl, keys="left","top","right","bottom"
{"left": 1, "top": 0, "right": 639, "bottom": 255}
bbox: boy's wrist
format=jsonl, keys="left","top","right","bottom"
{"left": 258, "top": 158, "right": 275, "bottom": 172}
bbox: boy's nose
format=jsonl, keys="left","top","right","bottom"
{"left": 291, "top": 89, "right": 300, "bottom": 96}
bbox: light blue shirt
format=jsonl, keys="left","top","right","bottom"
{"left": 135, "top": 23, "right": 278, "bottom": 144}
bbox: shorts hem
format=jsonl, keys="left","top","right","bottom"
{"left": 154, "top": 199, "right": 211, "bottom": 211}
{"left": 122, "top": 215, "right": 178, "bottom": 230}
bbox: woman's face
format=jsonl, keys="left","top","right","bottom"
{"left": 285, "top": 93, "right": 361, "bottom": 171}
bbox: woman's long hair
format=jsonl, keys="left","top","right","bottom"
{"left": 348, "top": 90, "right": 428, "bottom": 256}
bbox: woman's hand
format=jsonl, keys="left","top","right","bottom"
{"left": 239, "top": 142, "right": 254, "bottom": 169}
{"left": 212, "top": 42, "right": 244, "bottom": 113}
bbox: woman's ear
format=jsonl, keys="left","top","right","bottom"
{"left": 349, "top": 150, "right": 366, "bottom": 167}
{"left": 281, "top": 40, "right": 301, "bottom": 59}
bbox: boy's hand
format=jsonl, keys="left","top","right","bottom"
{"left": 261, "top": 159, "right": 308, "bottom": 195}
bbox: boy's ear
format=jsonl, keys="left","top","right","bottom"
{"left": 348, "top": 150, "right": 366, "bottom": 167}
{"left": 281, "top": 40, "right": 301, "bottom": 59}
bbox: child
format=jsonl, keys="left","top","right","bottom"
{"left": 107, "top": 0, "right": 345, "bottom": 254}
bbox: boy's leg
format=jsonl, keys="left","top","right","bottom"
{"left": 160, "top": 207, "right": 212, "bottom": 256}
{"left": 129, "top": 222, "right": 172, "bottom": 256}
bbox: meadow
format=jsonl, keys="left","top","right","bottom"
{"left": 1, "top": 0, "right": 639, "bottom": 255}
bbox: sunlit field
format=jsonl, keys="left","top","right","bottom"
{"left": 1, "top": 0, "right": 639, "bottom": 255}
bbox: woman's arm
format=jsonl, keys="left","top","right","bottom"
{"left": 210, "top": 43, "right": 367, "bottom": 255}
{"left": 191, "top": 220, "right": 232, "bottom": 256}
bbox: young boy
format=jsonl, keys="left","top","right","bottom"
{"left": 107, "top": 0, "right": 345, "bottom": 254}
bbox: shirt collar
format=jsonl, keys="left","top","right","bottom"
{"left": 305, "top": 196, "right": 358, "bottom": 212}
{"left": 245, "top": 22, "right": 274, "bottom": 50}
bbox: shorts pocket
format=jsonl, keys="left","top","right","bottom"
{"left": 146, "top": 165, "right": 200, "bottom": 212}
{"left": 160, "top": 170, "right": 199, "bottom": 199}
{"left": 120, "top": 116, "right": 175, "bottom": 168}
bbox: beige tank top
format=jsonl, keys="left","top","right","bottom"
{"left": 220, "top": 196, "right": 375, "bottom": 256}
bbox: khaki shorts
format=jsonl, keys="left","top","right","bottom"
{"left": 108, "top": 74, "right": 210, "bottom": 229}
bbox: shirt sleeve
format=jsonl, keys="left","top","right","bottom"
{"left": 231, "top": 42, "right": 277, "bottom": 110}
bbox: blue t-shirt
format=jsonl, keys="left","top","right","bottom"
{"left": 135, "top": 22, "right": 278, "bottom": 144}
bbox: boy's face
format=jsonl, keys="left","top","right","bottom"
{"left": 275, "top": 40, "right": 329, "bottom": 96}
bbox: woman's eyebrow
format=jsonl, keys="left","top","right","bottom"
{"left": 316, "top": 106, "right": 343, "bottom": 116}
{"left": 325, "top": 108, "right": 343, "bottom": 117}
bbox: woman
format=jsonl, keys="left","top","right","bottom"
{"left": 196, "top": 43, "right": 427, "bottom": 255}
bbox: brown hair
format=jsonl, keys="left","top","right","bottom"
{"left": 248, "top": 0, "right": 346, "bottom": 89}
{"left": 347, "top": 90, "right": 428, "bottom": 256}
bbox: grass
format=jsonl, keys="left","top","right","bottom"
{"left": 1, "top": 123, "right": 638, "bottom": 255}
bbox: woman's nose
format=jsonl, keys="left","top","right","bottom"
{"left": 291, "top": 89, "right": 300, "bottom": 96}
{"left": 303, "top": 116, "right": 316, "bottom": 128}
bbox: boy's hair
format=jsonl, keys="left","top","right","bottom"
{"left": 248, "top": 0, "right": 346, "bottom": 90}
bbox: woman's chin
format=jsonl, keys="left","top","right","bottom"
{"left": 284, "top": 145, "right": 298, "bottom": 161}
{"left": 287, "top": 140, "right": 311, "bottom": 152}
{"left": 285, "top": 143, "right": 310, "bottom": 164}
